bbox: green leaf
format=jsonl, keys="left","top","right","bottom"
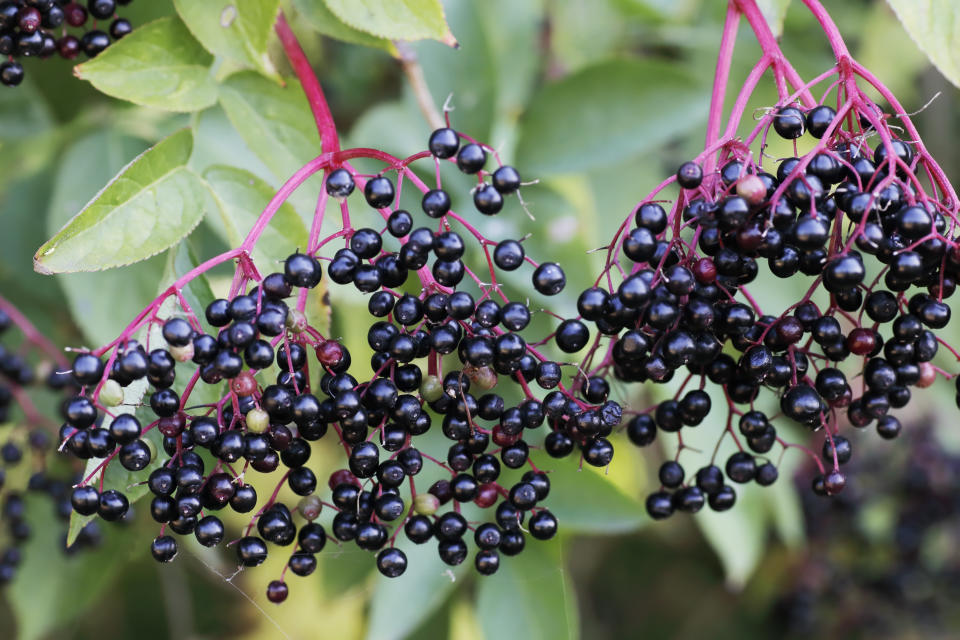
{"left": 202, "top": 164, "right": 308, "bottom": 270}
{"left": 531, "top": 452, "right": 645, "bottom": 534}
{"left": 323, "top": 0, "right": 456, "bottom": 45}
{"left": 756, "top": 0, "right": 792, "bottom": 38}
{"left": 75, "top": 16, "right": 217, "bottom": 111}
{"left": 475, "top": 540, "right": 579, "bottom": 640}
{"left": 885, "top": 0, "right": 960, "bottom": 87}
{"left": 44, "top": 129, "right": 166, "bottom": 347}
{"left": 35, "top": 128, "right": 213, "bottom": 274}
{"left": 294, "top": 0, "right": 395, "bottom": 51}
{"left": 515, "top": 59, "right": 709, "bottom": 176}
{"left": 857, "top": 1, "right": 929, "bottom": 105}
{"left": 365, "top": 539, "right": 469, "bottom": 640}
{"left": 218, "top": 71, "right": 321, "bottom": 180}
{"left": 173, "top": 0, "right": 280, "bottom": 77}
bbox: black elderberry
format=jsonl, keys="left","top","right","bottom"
{"left": 80, "top": 29, "right": 110, "bottom": 57}
{"left": 532, "top": 262, "right": 565, "bottom": 295}
{"left": 109, "top": 17, "right": 131, "bottom": 39}
{"left": 773, "top": 106, "right": 805, "bottom": 139}
{"left": 151, "top": 536, "right": 178, "bottom": 563}
{"left": 428, "top": 127, "right": 459, "bottom": 158}
{"left": 474, "top": 184, "right": 504, "bottom": 214}
{"left": 645, "top": 491, "right": 673, "bottom": 520}
{"left": 422, "top": 188, "right": 451, "bottom": 218}
{"left": 456, "top": 143, "right": 486, "bottom": 173}
{"left": 364, "top": 176, "right": 395, "bottom": 209}
{"left": 493, "top": 239, "right": 525, "bottom": 271}
{"left": 725, "top": 451, "right": 757, "bottom": 484}
{"left": 805, "top": 105, "right": 836, "bottom": 138}
{"left": 676, "top": 161, "right": 703, "bottom": 189}
{"left": 492, "top": 165, "right": 521, "bottom": 194}
{"left": 376, "top": 548, "right": 407, "bottom": 578}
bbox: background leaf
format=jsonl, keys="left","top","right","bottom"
{"left": 75, "top": 16, "right": 217, "bottom": 112}
{"left": 475, "top": 540, "right": 579, "bottom": 640}
{"left": 364, "top": 539, "right": 469, "bottom": 640}
{"left": 756, "top": 0, "right": 792, "bottom": 38}
{"left": 531, "top": 452, "right": 645, "bottom": 535}
{"left": 173, "top": 0, "right": 280, "bottom": 78}
{"left": 35, "top": 129, "right": 212, "bottom": 274}
{"left": 515, "top": 59, "right": 709, "bottom": 175}
{"left": 323, "top": 0, "right": 455, "bottom": 45}
{"left": 202, "top": 164, "right": 308, "bottom": 270}
{"left": 43, "top": 129, "right": 165, "bottom": 347}
{"left": 885, "top": 0, "right": 960, "bottom": 87}
{"left": 294, "top": 0, "right": 396, "bottom": 51}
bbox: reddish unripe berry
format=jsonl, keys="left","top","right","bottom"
{"left": 824, "top": 470, "right": 846, "bottom": 495}
{"left": 692, "top": 258, "right": 717, "bottom": 284}
{"left": 845, "top": 328, "right": 877, "bottom": 356}
{"left": 473, "top": 483, "right": 499, "bottom": 508}
{"left": 231, "top": 370, "right": 257, "bottom": 396}
{"left": 64, "top": 3, "right": 87, "bottom": 26}
{"left": 775, "top": 316, "right": 804, "bottom": 345}
{"left": 57, "top": 35, "right": 81, "bottom": 59}
{"left": 18, "top": 7, "right": 41, "bottom": 33}
{"left": 328, "top": 468, "right": 359, "bottom": 490}
{"left": 736, "top": 174, "right": 767, "bottom": 206}
{"left": 735, "top": 225, "right": 764, "bottom": 253}
{"left": 316, "top": 340, "right": 344, "bottom": 367}
{"left": 158, "top": 414, "right": 185, "bottom": 437}
{"left": 916, "top": 362, "right": 937, "bottom": 388}
{"left": 831, "top": 387, "right": 853, "bottom": 408}
{"left": 492, "top": 424, "right": 520, "bottom": 447}
{"left": 266, "top": 580, "right": 289, "bottom": 604}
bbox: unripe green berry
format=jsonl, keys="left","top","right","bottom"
{"left": 99, "top": 379, "right": 124, "bottom": 407}
{"left": 298, "top": 495, "right": 323, "bottom": 521}
{"left": 246, "top": 408, "right": 270, "bottom": 434}
{"left": 420, "top": 375, "right": 443, "bottom": 403}
{"left": 286, "top": 309, "right": 308, "bottom": 333}
{"left": 413, "top": 493, "right": 439, "bottom": 516}
{"left": 170, "top": 343, "right": 194, "bottom": 363}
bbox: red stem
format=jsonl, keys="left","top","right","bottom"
{"left": 274, "top": 12, "right": 340, "bottom": 155}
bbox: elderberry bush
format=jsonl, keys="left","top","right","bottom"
{"left": 0, "top": 1, "right": 135, "bottom": 87}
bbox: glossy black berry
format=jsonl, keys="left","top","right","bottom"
{"left": 532, "top": 262, "right": 565, "bottom": 295}
{"left": 326, "top": 168, "right": 355, "bottom": 198}
{"left": 676, "top": 161, "right": 703, "bottom": 189}
{"left": 428, "top": 128, "right": 459, "bottom": 158}
{"left": 364, "top": 176, "right": 395, "bottom": 209}
{"left": 773, "top": 106, "right": 805, "bottom": 139}
{"left": 456, "top": 143, "right": 486, "bottom": 174}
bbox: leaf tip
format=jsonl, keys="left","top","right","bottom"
{"left": 33, "top": 251, "right": 55, "bottom": 276}
{"left": 442, "top": 31, "right": 459, "bottom": 49}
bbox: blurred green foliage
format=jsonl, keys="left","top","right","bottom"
{"left": 1, "top": 0, "right": 959, "bottom": 638}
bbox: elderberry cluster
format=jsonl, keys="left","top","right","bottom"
{"left": 0, "top": 306, "right": 101, "bottom": 587}
{"left": 61, "top": 124, "right": 621, "bottom": 602}
{"left": 579, "top": 97, "right": 958, "bottom": 521}
{"left": 0, "top": 0, "right": 134, "bottom": 87}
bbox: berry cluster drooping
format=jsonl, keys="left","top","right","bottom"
{"left": 571, "top": 0, "right": 960, "bottom": 522}
{"left": 0, "top": 0, "right": 135, "bottom": 87}
{"left": 0, "top": 297, "right": 100, "bottom": 587}
{"left": 59, "top": 101, "right": 610, "bottom": 601}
